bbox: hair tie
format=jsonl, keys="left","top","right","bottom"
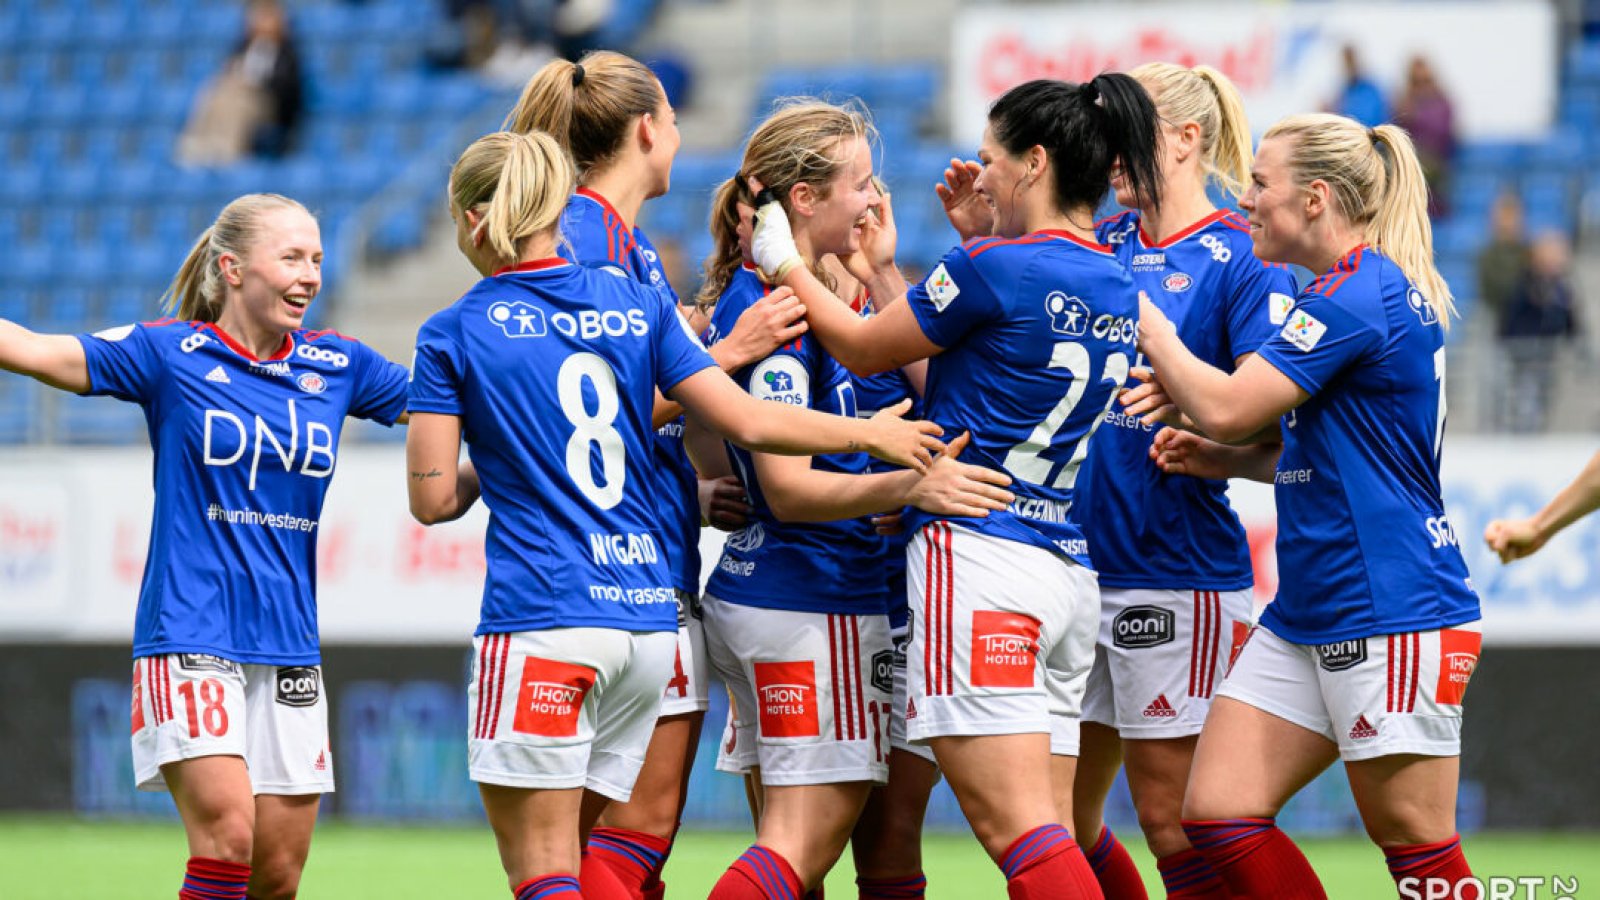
{"left": 571, "top": 64, "right": 586, "bottom": 87}
{"left": 1083, "top": 80, "right": 1102, "bottom": 106}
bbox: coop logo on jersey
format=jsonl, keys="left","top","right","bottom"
{"left": 512, "top": 657, "right": 596, "bottom": 737}
{"left": 926, "top": 264, "right": 960, "bottom": 312}
{"left": 1162, "top": 271, "right": 1193, "bottom": 293}
{"left": 1317, "top": 639, "right": 1367, "bottom": 672}
{"left": 296, "top": 372, "right": 328, "bottom": 394}
{"left": 488, "top": 301, "right": 548, "bottom": 338}
{"left": 755, "top": 660, "right": 820, "bottom": 738}
{"left": 95, "top": 324, "right": 135, "bottom": 342}
{"left": 1435, "top": 629, "right": 1481, "bottom": 706}
{"left": 296, "top": 344, "right": 349, "bottom": 368}
{"left": 1282, "top": 311, "right": 1327, "bottom": 351}
{"left": 726, "top": 521, "right": 765, "bottom": 553}
{"left": 274, "top": 666, "right": 321, "bottom": 708}
{"left": 1113, "top": 606, "right": 1174, "bottom": 649}
{"left": 1046, "top": 292, "right": 1089, "bottom": 337}
{"left": 1199, "top": 233, "right": 1232, "bottom": 263}
{"left": 970, "top": 610, "right": 1041, "bottom": 688}
{"left": 1407, "top": 287, "right": 1438, "bottom": 325}
{"left": 1269, "top": 292, "right": 1296, "bottom": 325}
{"left": 750, "top": 356, "right": 809, "bottom": 406}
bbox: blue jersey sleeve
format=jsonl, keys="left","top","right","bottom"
{"left": 1226, "top": 261, "right": 1299, "bottom": 361}
{"left": 654, "top": 296, "right": 717, "bottom": 394}
{"left": 347, "top": 342, "right": 409, "bottom": 425}
{"left": 906, "top": 245, "right": 1002, "bottom": 350}
{"left": 76, "top": 322, "right": 161, "bottom": 402}
{"left": 407, "top": 313, "right": 467, "bottom": 416}
{"left": 1256, "top": 293, "right": 1384, "bottom": 396}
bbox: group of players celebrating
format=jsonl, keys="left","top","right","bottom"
{"left": 6, "top": 46, "right": 1596, "bottom": 900}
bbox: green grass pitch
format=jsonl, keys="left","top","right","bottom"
{"left": 2, "top": 816, "right": 1597, "bottom": 897}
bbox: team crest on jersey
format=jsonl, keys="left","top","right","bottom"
{"left": 726, "top": 521, "right": 765, "bottom": 553}
{"left": 1269, "top": 292, "right": 1296, "bottom": 325}
{"left": 1406, "top": 287, "right": 1438, "bottom": 325}
{"left": 926, "top": 264, "right": 960, "bottom": 312}
{"left": 1162, "top": 272, "right": 1194, "bottom": 293}
{"left": 1046, "top": 292, "right": 1089, "bottom": 337}
{"left": 296, "top": 372, "right": 328, "bottom": 394}
{"left": 1282, "top": 311, "right": 1327, "bottom": 351}
{"left": 488, "top": 301, "right": 548, "bottom": 338}
{"left": 750, "top": 356, "right": 808, "bottom": 406}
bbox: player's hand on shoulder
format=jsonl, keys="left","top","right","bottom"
{"left": 862, "top": 397, "right": 944, "bottom": 473}
{"left": 726, "top": 287, "right": 807, "bottom": 366}
{"left": 935, "top": 158, "right": 992, "bottom": 242}
{"left": 1483, "top": 517, "right": 1544, "bottom": 564}
{"left": 906, "top": 431, "right": 1014, "bottom": 517}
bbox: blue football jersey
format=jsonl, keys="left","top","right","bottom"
{"left": 703, "top": 270, "right": 890, "bottom": 615}
{"left": 1254, "top": 245, "right": 1479, "bottom": 643}
{"left": 76, "top": 319, "right": 409, "bottom": 664}
{"left": 408, "top": 259, "right": 717, "bottom": 635}
{"left": 557, "top": 188, "right": 702, "bottom": 593}
{"left": 1076, "top": 210, "right": 1296, "bottom": 590}
{"left": 902, "top": 231, "right": 1139, "bottom": 564}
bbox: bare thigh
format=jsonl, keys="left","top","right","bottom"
{"left": 1182, "top": 697, "right": 1338, "bottom": 821}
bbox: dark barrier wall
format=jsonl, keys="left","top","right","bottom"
{"left": 0, "top": 643, "right": 1576, "bottom": 828}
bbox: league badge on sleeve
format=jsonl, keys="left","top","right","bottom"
{"left": 1282, "top": 310, "right": 1327, "bottom": 351}
{"left": 926, "top": 264, "right": 960, "bottom": 312}
{"left": 1269, "top": 292, "right": 1296, "bottom": 325}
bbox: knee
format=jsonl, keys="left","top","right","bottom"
{"left": 203, "top": 809, "right": 257, "bottom": 864}
{"left": 1138, "top": 819, "right": 1192, "bottom": 860}
{"left": 853, "top": 811, "right": 925, "bottom": 877}
{"left": 248, "top": 846, "right": 308, "bottom": 900}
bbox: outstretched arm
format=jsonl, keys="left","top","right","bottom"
{"left": 1484, "top": 450, "right": 1600, "bottom": 563}
{"left": 0, "top": 320, "right": 90, "bottom": 393}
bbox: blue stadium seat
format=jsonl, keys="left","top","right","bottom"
{"left": 0, "top": 84, "right": 39, "bottom": 129}
{"left": 1454, "top": 141, "right": 1526, "bottom": 174}
{"left": 57, "top": 399, "right": 148, "bottom": 444}
{"left": 1566, "top": 38, "right": 1600, "bottom": 85}
{"left": 0, "top": 381, "right": 40, "bottom": 444}
{"left": 1525, "top": 128, "right": 1587, "bottom": 173}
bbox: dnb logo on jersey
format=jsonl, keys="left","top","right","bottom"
{"left": 296, "top": 372, "right": 327, "bottom": 394}
{"left": 754, "top": 660, "right": 820, "bottom": 737}
{"left": 1283, "top": 310, "right": 1327, "bottom": 351}
{"left": 1435, "top": 629, "right": 1481, "bottom": 705}
{"left": 970, "top": 610, "right": 1041, "bottom": 688}
{"left": 1046, "top": 293, "right": 1089, "bottom": 337}
{"left": 1162, "top": 272, "right": 1193, "bottom": 293}
{"left": 512, "top": 657, "right": 596, "bottom": 737}
{"left": 926, "top": 264, "right": 960, "bottom": 312}
{"left": 488, "top": 300, "right": 548, "bottom": 338}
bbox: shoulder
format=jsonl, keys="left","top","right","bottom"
{"left": 1097, "top": 210, "right": 1140, "bottom": 246}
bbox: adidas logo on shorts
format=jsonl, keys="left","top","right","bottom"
{"left": 1348, "top": 715, "right": 1378, "bottom": 740}
{"left": 313, "top": 750, "right": 327, "bottom": 772}
{"left": 1142, "top": 694, "right": 1177, "bottom": 718}
{"left": 905, "top": 697, "right": 918, "bottom": 720}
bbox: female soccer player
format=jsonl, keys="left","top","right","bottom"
{"left": 405, "top": 129, "right": 956, "bottom": 900}
{"left": 1484, "top": 449, "right": 1600, "bottom": 562}
{"left": 749, "top": 75, "right": 1166, "bottom": 898}
{"left": 505, "top": 53, "right": 808, "bottom": 896}
{"left": 1123, "top": 114, "right": 1481, "bottom": 898}
{"left": 0, "top": 194, "right": 410, "bottom": 900}
{"left": 689, "top": 101, "right": 1012, "bottom": 900}
{"left": 1066, "top": 62, "right": 1298, "bottom": 900}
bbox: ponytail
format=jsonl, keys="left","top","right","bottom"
{"left": 694, "top": 176, "right": 751, "bottom": 314}
{"left": 160, "top": 193, "right": 309, "bottom": 323}
{"left": 1089, "top": 73, "right": 1163, "bottom": 214}
{"left": 1129, "top": 62, "right": 1254, "bottom": 201}
{"left": 450, "top": 131, "right": 575, "bottom": 265}
{"left": 505, "top": 51, "right": 661, "bottom": 174}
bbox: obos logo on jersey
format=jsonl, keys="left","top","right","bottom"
{"left": 1434, "top": 629, "right": 1481, "bottom": 705}
{"left": 750, "top": 356, "right": 808, "bottom": 406}
{"left": 754, "top": 660, "right": 820, "bottom": 738}
{"left": 1407, "top": 287, "right": 1438, "bottom": 325}
{"left": 1046, "top": 293, "right": 1089, "bottom": 337}
{"left": 488, "top": 301, "right": 548, "bottom": 338}
{"left": 1269, "top": 292, "right": 1296, "bottom": 325}
{"left": 926, "top": 264, "right": 960, "bottom": 312}
{"left": 970, "top": 610, "right": 1041, "bottom": 688}
{"left": 1162, "top": 272, "right": 1193, "bottom": 293}
{"left": 1283, "top": 310, "right": 1327, "bottom": 351}
{"left": 512, "top": 657, "right": 596, "bottom": 737}
{"left": 296, "top": 372, "right": 327, "bottom": 394}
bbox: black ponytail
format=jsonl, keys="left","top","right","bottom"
{"left": 989, "top": 74, "right": 1162, "bottom": 217}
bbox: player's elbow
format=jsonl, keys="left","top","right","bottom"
{"left": 1202, "top": 409, "right": 1270, "bottom": 446}
{"left": 408, "top": 492, "right": 454, "bottom": 525}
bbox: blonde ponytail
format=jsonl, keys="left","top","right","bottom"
{"left": 160, "top": 193, "right": 309, "bottom": 323}
{"left": 1130, "top": 62, "right": 1254, "bottom": 201}
{"left": 505, "top": 51, "right": 661, "bottom": 175}
{"left": 450, "top": 131, "right": 575, "bottom": 265}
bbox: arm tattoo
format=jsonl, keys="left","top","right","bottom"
{"left": 409, "top": 468, "right": 443, "bottom": 482}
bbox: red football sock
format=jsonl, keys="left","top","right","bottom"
{"left": 1385, "top": 835, "right": 1479, "bottom": 900}
{"left": 513, "top": 873, "right": 581, "bottom": 899}
{"left": 856, "top": 873, "right": 927, "bottom": 898}
{"left": 580, "top": 848, "right": 635, "bottom": 900}
{"left": 1156, "top": 846, "right": 1231, "bottom": 899}
{"left": 999, "top": 824, "right": 1103, "bottom": 899}
{"left": 1183, "top": 818, "right": 1326, "bottom": 899}
{"left": 1085, "top": 827, "right": 1148, "bottom": 899}
{"left": 179, "top": 856, "right": 251, "bottom": 900}
{"left": 589, "top": 827, "right": 674, "bottom": 899}
{"left": 709, "top": 845, "right": 806, "bottom": 900}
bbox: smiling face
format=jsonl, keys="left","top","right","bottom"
{"left": 222, "top": 206, "right": 322, "bottom": 334}
{"left": 1239, "top": 135, "right": 1308, "bottom": 265}
{"left": 973, "top": 125, "right": 1032, "bottom": 238}
{"left": 795, "top": 136, "right": 880, "bottom": 257}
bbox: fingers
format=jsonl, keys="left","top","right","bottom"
{"left": 962, "top": 463, "right": 1013, "bottom": 488}
{"left": 1128, "top": 366, "right": 1154, "bottom": 384}
{"left": 942, "top": 430, "right": 972, "bottom": 457}
{"left": 887, "top": 397, "right": 914, "bottom": 418}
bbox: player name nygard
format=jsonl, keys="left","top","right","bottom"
{"left": 587, "top": 531, "right": 660, "bottom": 566}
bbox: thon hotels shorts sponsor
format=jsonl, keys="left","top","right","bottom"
{"left": 132, "top": 655, "right": 332, "bottom": 795}
{"left": 1218, "top": 622, "right": 1483, "bottom": 761}
{"left": 1081, "top": 588, "right": 1253, "bottom": 737}
{"left": 467, "top": 627, "right": 676, "bottom": 800}
{"left": 905, "top": 521, "right": 1099, "bottom": 756}
{"left": 701, "top": 595, "right": 891, "bottom": 786}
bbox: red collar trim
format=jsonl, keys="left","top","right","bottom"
{"left": 493, "top": 258, "right": 571, "bottom": 277}
{"left": 1038, "top": 229, "right": 1113, "bottom": 254}
{"left": 1137, "top": 209, "right": 1230, "bottom": 249}
{"left": 202, "top": 323, "right": 293, "bottom": 362}
{"left": 576, "top": 187, "right": 631, "bottom": 228}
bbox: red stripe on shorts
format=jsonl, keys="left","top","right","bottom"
{"left": 940, "top": 523, "right": 954, "bottom": 696}
{"left": 1407, "top": 633, "right": 1420, "bottom": 713}
{"left": 850, "top": 615, "right": 865, "bottom": 739}
{"left": 1189, "top": 591, "right": 1203, "bottom": 698}
{"left": 830, "top": 615, "right": 846, "bottom": 740}
{"left": 488, "top": 635, "right": 510, "bottom": 739}
{"left": 923, "top": 527, "right": 940, "bottom": 697}
{"left": 474, "top": 636, "right": 492, "bottom": 739}
{"left": 159, "top": 657, "right": 174, "bottom": 723}
{"left": 1204, "top": 592, "right": 1221, "bottom": 698}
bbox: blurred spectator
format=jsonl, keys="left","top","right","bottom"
{"left": 176, "top": 0, "right": 304, "bottom": 165}
{"left": 430, "top": 0, "right": 617, "bottom": 85}
{"left": 1499, "top": 232, "right": 1582, "bottom": 432}
{"left": 1331, "top": 44, "right": 1388, "bottom": 127}
{"left": 1476, "top": 193, "right": 1531, "bottom": 325}
{"left": 1392, "top": 55, "right": 1457, "bottom": 218}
